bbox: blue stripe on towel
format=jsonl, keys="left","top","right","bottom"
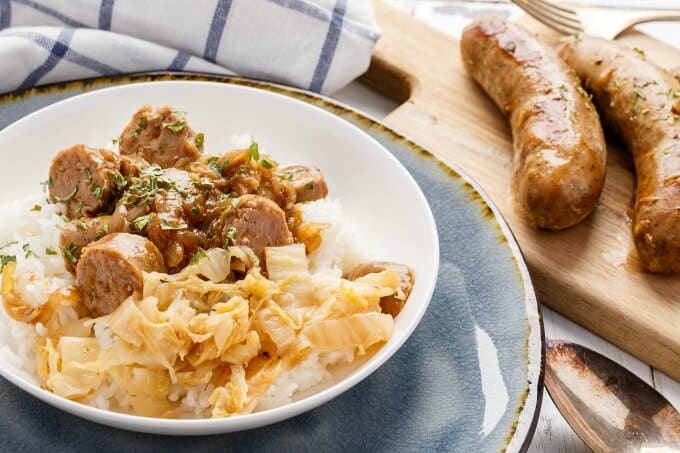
{"left": 5, "top": 30, "right": 120, "bottom": 75}
{"left": 0, "top": 0, "right": 11, "bottom": 28}
{"left": 168, "top": 51, "right": 191, "bottom": 71}
{"left": 204, "top": 0, "right": 233, "bottom": 62}
{"left": 309, "top": 0, "right": 346, "bottom": 93}
{"left": 264, "top": 0, "right": 379, "bottom": 42}
{"left": 98, "top": 0, "right": 115, "bottom": 29}
{"left": 11, "top": 0, "right": 87, "bottom": 27}
{"left": 17, "top": 28, "right": 73, "bottom": 91}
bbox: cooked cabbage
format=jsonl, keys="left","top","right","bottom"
{"left": 25, "top": 246, "right": 403, "bottom": 418}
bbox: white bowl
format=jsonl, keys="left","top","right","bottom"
{"left": 0, "top": 81, "right": 439, "bottom": 435}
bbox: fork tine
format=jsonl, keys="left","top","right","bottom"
{"left": 528, "top": 0, "right": 581, "bottom": 26}
{"left": 514, "top": 1, "right": 583, "bottom": 35}
{"left": 530, "top": 0, "right": 577, "bottom": 16}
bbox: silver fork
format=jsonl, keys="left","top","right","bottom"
{"left": 511, "top": 0, "right": 680, "bottom": 39}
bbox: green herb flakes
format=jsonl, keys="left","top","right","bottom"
{"left": 62, "top": 243, "right": 78, "bottom": 264}
{"left": 261, "top": 159, "right": 274, "bottom": 169}
{"left": 22, "top": 243, "right": 37, "bottom": 259}
{"left": 45, "top": 247, "right": 57, "bottom": 256}
{"left": 90, "top": 182, "right": 104, "bottom": 199}
{"left": 190, "top": 247, "right": 208, "bottom": 265}
{"left": 195, "top": 133, "right": 205, "bottom": 149}
{"left": 0, "top": 254, "right": 16, "bottom": 272}
{"left": 30, "top": 204, "right": 42, "bottom": 212}
{"left": 132, "top": 213, "right": 153, "bottom": 232}
{"left": 162, "top": 121, "right": 186, "bottom": 133}
{"left": 249, "top": 142, "right": 260, "bottom": 161}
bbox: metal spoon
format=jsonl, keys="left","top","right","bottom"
{"left": 545, "top": 340, "right": 680, "bottom": 452}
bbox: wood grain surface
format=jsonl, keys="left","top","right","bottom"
{"left": 364, "top": 0, "right": 680, "bottom": 381}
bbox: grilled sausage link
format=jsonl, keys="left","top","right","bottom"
{"left": 460, "top": 17, "right": 607, "bottom": 230}
{"left": 559, "top": 37, "right": 680, "bottom": 273}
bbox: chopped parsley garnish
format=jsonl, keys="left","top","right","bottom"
{"left": 261, "top": 159, "right": 274, "bottom": 169}
{"left": 159, "top": 143, "right": 169, "bottom": 153}
{"left": 112, "top": 137, "right": 120, "bottom": 145}
{"left": 129, "top": 129, "right": 140, "bottom": 138}
{"left": 226, "top": 226, "right": 238, "bottom": 243}
{"left": 138, "top": 117, "right": 147, "bottom": 130}
{"left": 74, "top": 202, "right": 84, "bottom": 215}
{"left": 173, "top": 110, "right": 187, "bottom": 117}
{"left": 90, "top": 182, "right": 104, "bottom": 199}
{"left": 189, "top": 247, "right": 208, "bottom": 265}
{"left": 30, "top": 204, "right": 42, "bottom": 212}
{"left": 55, "top": 187, "right": 77, "bottom": 203}
{"left": 22, "top": 243, "right": 37, "bottom": 259}
{"left": 191, "top": 206, "right": 201, "bottom": 216}
{"left": 573, "top": 31, "right": 582, "bottom": 42}
{"left": 45, "top": 247, "right": 57, "bottom": 256}
{"left": 112, "top": 172, "right": 127, "bottom": 191}
{"left": 132, "top": 213, "right": 153, "bottom": 232}
{"left": 633, "top": 87, "right": 646, "bottom": 99}
{"left": 83, "top": 167, "right": 92, "bottom": 179}
{"left": 633, "top": 47, "right": 645, "bottom": 56}
{"left": 160, "top": 218, "right": 187, "bottom": 230}
{"left": 503, "top": 41, "right": 516, "bottom": 52}
{"left": 75, "top": 220, "right": 87, "bottom": 230}
{"left": 249, "top": 142, "right": 260, "bottom": 161}
{"left": 195, "top": 133, "right": 205, "bottom": 150}
{"left": 62, "top": 243, "right": 78, "bottom": 264}
{"left": 0, "top": 254, "right": 16, "bottom": 272}
{"left": 305, "top": 181, "right": 314, "bottom": 190}
{"left": 162, "top": 121, "right": 186, "bottom": 133}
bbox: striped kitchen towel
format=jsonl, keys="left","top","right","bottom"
{"left": 0, "top": 0, "right": 380, "bottom": 95}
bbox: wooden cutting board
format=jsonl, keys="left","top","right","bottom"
{"left": 363, "top": 1, "right": 680, "bottom": 381}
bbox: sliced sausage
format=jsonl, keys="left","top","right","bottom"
{"left": 48, "top": 145, "right": 125, "bottom": 219}
{"left": 212, "top": 195, "right": 293, "bottom": 262}
{"left": 75, "top": 233, "right": 166, "bottom": 316}
{"left": 119, "top": 105, "right": 202, "bottom": 169}
{"left": 559, "top": 37, "right": 680, "bottom": 273}
{"left": 275, "top": 165, "right": 328, "bottom": 203}
{"left": 59, "top": 214, "right": 129, "bottom": 273}
{"left": 346, "top": 262, "right": 414, "bottom": 317}
{"left": 460, "top": 17, "right": 607, "bottom": 230}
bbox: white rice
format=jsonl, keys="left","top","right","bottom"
{"left": 0, "top": 193, "right": 370, "bottom": 415}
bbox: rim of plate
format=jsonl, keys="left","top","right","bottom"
{"left": 0, "top": 78, "right": 440, "bottom": 436}
{"left": 0, "top": 73, "right": 544, "bottom": 450}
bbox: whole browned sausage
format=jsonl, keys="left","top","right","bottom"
{"left": 460, "top": 17, "right": 607, "bottom": 230}
{"left": 48, "top": 145, "right": 126, "bottom": 218}
{"left": 76, "top": 233, "right": 166, "bottom": 316}
{"left": 559, "top": 37, "right": 680, "bottom": 273}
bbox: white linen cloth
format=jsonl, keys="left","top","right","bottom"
{"left": 0, "top": 0, "right": 380, "bottom": 94}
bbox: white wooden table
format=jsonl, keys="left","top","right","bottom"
{"left": 333, "top": 1, "right": 680, "bottom": 451}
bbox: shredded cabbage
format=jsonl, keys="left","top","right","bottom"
{"left": 22, "top": 245, "right": 404, "bottom": 418}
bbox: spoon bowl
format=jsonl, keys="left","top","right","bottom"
{"left": 546, "top": 340, "right": 680, "bottom": 452}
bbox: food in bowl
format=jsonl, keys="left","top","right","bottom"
{"left": 0, "top": 105, "right": 414, "bottom": 418}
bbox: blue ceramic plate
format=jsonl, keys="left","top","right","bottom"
{"left": 0, "top": 74, "right": 543, "bottom": 452}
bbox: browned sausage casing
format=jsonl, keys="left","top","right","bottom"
{"left": 559, "top": 37, "right": 680, "bottom": 273}
{"left": 460, "top": 17, "right": 607, "bottom": 230}
{"left": 76, "top": 233, "right": 166, "bottom": 316}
